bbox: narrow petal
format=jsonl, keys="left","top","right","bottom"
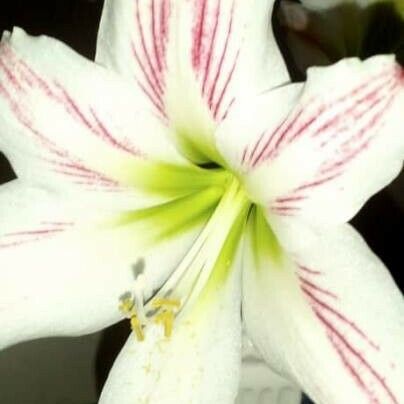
{"left": 243, "top": 208, "right": 404, "bottom": 404}
{"left": 99, "top": 266, "right": 242, "bottom": 404}
{"left": 0, "top": 28, "right": 198, "bottom": 208}
{"left": 0, "top": 181, "right": 207, "bottom": 350}
{"left": 218, "top": 56, "right": 404, "bottom": 225}
{"left": 96, "top": 0, "right": 289, "bottom": 162}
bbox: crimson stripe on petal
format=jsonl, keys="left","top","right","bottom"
{"left": 302, "top": 287, "right": 380, "bottom": 351}
{"left": 316, "top": 311, "right": 398, "bottom": 404}
{"left": 296, "top": 268, "right": 398, "bottom": 404}
{"left": 130, "top": 0, "right": 171, "bottom": 118}
{"left": 135, "top": 1, "right": 164, "bottom": 95}
{"left": 191, "top": 0, "right": 242, "bottom": 121}
{"left": 298, "top": 265, "right": 322, "bottom": 276}
{"left": 201, "top": 1, "right": 220, "bottom": 96}
{"left": 298, "top": 275, "right": 338, "bottom": 300}
{"left": 248, "top": 69, "right": 397, "bottom": 168}
{"left": 0, "top": 45, "right": 129, "bottom": 190}
{"left": 192, "top": 0, "right": 209, "bottom": 71}
{"left": 0, "top": 222, "right": 73, "bottom": 249}
{"left": 253, "top": 67, "right": 403, "bottom": 214}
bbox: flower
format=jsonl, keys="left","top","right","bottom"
{"left": 0, "top": 1, "right": 403, "bottom": 403}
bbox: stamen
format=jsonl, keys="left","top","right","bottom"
{"left": 130, "top": 314, "right": 145, "bottom": 342}
{"left": 119, "top": 296, "right": 134, "bottom": 314}
{"left": 119, "top": 296, "right": 145, "bottom": 341}
{"left": 142, "top": 178, "right": 245, "bottom": 318}
{"left": 152, "top": 297, "right": 181, "bottom": 310}
{"left": 154, "top": 310, "right": 175, "bottom": 338}
{"left": 118, "top": 178, "right": 249, "bottom": 342}
{"left": 152, "top": 298, "right": 181, "bottom": 338}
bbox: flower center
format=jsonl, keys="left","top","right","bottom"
{"left": 120, "top": 175, "right": 251, "bottom": 341}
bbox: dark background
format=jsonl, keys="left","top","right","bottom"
{"left": 0, "top": 1, "right": 402, "bottom": 404}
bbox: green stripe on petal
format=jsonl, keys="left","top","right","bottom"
{"left": 193, "top": 187, "right": 250, "bottom": 315}
{"left": 140, "top": 178, "right": 250, "bottom": 322}
{"left": 110, "top": 186, "right": 225, "bottom": 243}
{"left": 202, "top": 200, "right": 249, "bottom": 293}
{"left": 247, "top": 206, "right": 283, "bottom": 269}
{"left": 174, "top": 126, "right": 227, "bottom": 167}
{"left": 114, "top": 159, "right": 230, "bottom": 198}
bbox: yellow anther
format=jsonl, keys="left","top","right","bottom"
{"left": 151, "top": 297, "right": 181, "bottom": 338}
{"left": 119, "top": 297, "right": 145, "bottom": 342}
{"left": 119, "top": 298, "right": 135, "bottom": 315}
{"left": 130, "top": 314, "right": 145, "bottom": 342}
{"left": 151, "top": 297, "right": 181, "bottom": 309}
{"left": 120, "top": 296, "right": 181, "bottom": 341}
{"left": 154, "top": 310, "right": 175, "bottom": 338}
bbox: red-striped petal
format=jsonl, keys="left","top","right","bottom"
{"left": 0, "top": 29, "right": 184, "bottom": 207}
{"left": 96, "top": 0, "right": 289, "bottom": 162}
{"left": 217, "top": 56, "right": 404, "bottom": 225}
{"left": 243, "top": 216, "right": 404, "bottom": 404}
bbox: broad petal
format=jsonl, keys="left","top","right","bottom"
{"left": 218, "top": 56, "right": 404, "bottom": 225}
{"left": 99, "top": 265, "right": 242, "bottom": 404}
{"left": 96, "top": 0, "right": 289, "bottom": 162}
{"left": 0, "top": 28, "right": 196, "bottom": 209}
{"left": 243, "top": 209, "right": 404, "bottom": 404}
{"left": 0, "top": 181, "right": 206, "bottom": 350}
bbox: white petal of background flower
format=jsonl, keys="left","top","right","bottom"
{"left": 300, "top": 0, "right": 379, "bottom": 11}
{"left": 236, "top": 334, "right": 301, "bottom": 404}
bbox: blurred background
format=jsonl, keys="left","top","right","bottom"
{"left": 0, "top": 1, "right": 402, "bottom": 403}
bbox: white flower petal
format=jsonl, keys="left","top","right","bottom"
{"left": 301, "top": 0, "right": 376, "bottom": 11}
{"left": 278, "top": 1, "right": 334, "bottom": 74}
{"left": 0, "top": 28, "right": 190, "bottom": 209}
{"left": 243, "top": 209, "right": 404, "bottom": 404}
{"left": 99, "top": 266, "right": 242, "bottom": 404}
{"left": 218, "top": 56, "right": 404, "bottom": 225}
{"left": 237, "top": 334, "right": 302, "bottom": 404}
{"left": 0, "top": 181, "right": 206, "bottom": 350}
{"left": 96, "top": 0, "right": 289, "bottom": 162}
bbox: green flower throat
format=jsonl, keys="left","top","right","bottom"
{"left": 111, "top": 160, "right": 278, "bottom": 341}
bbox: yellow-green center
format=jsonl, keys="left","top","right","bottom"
{"left": 111, "top": 155, "right": 281, "bottom": 340}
